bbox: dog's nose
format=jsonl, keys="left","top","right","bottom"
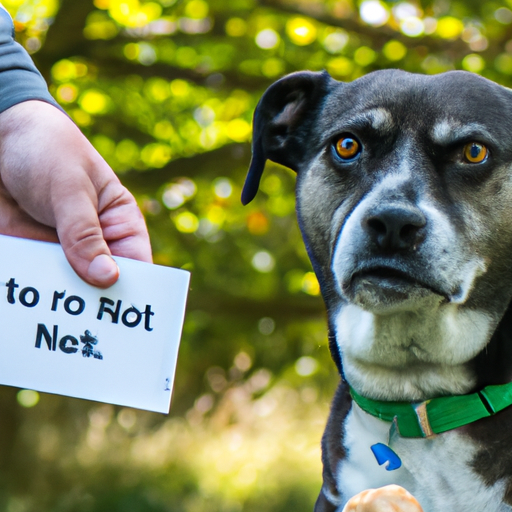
{"left": 362, "top": 205, "right": 426, "bottom": 252}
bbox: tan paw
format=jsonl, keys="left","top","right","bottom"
{"left": 342, "top": 485, "right": 424, "bottom": 512}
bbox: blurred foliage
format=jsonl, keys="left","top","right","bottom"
{"left": 1, "top": 0, "right": 512, "bottom": 510}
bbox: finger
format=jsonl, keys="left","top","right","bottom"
{"left": 98, "top": 184, "right": 152, "bottom": 263}
{"left": 54, "top": 175, "right": 151, "bottom": 288}
{"left": 53, "top": 181, "right": 120, "bottom": 288}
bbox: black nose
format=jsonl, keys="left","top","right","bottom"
{"left": 362, "top": 204, "right": 426, "bottom": 252}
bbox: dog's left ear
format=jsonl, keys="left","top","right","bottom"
{"left": 242, "top": 70, "right": 333, "bottom": 205}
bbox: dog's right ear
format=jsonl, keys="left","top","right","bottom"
{"left": 241, "top": 71, "right": 333, "bottom": 205}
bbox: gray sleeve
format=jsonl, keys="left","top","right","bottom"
{"left": 0, "top": 6, "right": 62, "bottom": 113}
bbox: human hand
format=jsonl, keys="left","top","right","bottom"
{"left": 0, "top": 100, "right": 152, "bottom": 288}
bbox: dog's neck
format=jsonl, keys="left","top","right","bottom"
{"left": 333, "top": 302, "right": 498, "bottom": 402}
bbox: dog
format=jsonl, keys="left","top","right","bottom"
{"left": 242, "top": 69, "right": 512, "bottom": 512}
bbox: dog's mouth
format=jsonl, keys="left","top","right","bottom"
{"left": 347, "top": 266, "right": 449, "bottom": 303}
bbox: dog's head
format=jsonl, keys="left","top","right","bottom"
{"left": 244, "top": 70, "right": 512, "bottom": 399}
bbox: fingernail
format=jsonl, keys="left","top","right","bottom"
{"left": 88, "top": 254, "right": 119, "bottom": 285}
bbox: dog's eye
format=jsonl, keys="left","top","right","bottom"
{"left": 334, "top": 136, "right": 361, "bottom": 160}
{"left": 463, "top": 142, "right": 488, "bottom": 164}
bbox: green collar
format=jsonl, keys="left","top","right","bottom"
{"left": 350, "top": 382, "right": 512, "bottom": 438}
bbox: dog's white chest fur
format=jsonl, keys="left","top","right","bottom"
{"left": 334, "top": 304, "right": 494, "bottom": 401}
{"left": 337, "top": 404, "right": 510, "bottom": 512}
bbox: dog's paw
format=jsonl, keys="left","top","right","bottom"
{"left": 342, "top": 485, "right": 424, "bottom": 512}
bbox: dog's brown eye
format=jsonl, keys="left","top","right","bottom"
{"left": 335, "top": 136, "right": 360, "bottom": 160}
{"left": 463, "top": 142, "right": 488, "bottom": 163}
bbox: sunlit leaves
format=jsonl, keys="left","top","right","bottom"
{"left": 295, "top": 356, "right": 319, "bottom": 376}
{"left": 50, "top": 56, "right": 256, "bottom": 168}
{"left": 246, "top": 211, "right": 269, "bottom": 235}
{"left": 51, "top": 59, "right": 88, "bottom": 81}
{"left": 301, "top": 273, "right": 320, "bottom": 296}
{"left": 92, "top": 0, "right": 212, "bottom": 36}
{"left": 327, "top": 56, "right": 354, "bottom": 78}
{"left": 115, "top": 138, "right": 139, "bottom": 165}
{"left": 225, "top": 17, "right": 247, "bottom": 37}
{"left": 55, "top": 84, "right": 78, "bottom": 103}
{"left": 141, "top": 142, "right": 172, "bottom": 166}
{"left": 286, "top": 17, "right": 317, "bottom": 46}
{"left": 174, "top": 211, "right": 199, "bottom": 232}
{"left": 10, "top": 1, "right": 512, "bottom": 511}
{"left": 382, "top": 40, "right": 407, "bottom": 61}
{"left": 400, "top": 16, "right": 424, "bottom": 37}
{"left": 79, "top": 89, "right": 111, "bottom": 114}
{"left": 496, "top": 7, "right": 512, "bottom": 24}
{"left": 212, "top": 177, "right": 233, "bottom": 199}
{"left": 17, "top": 389, "right": 40, "bottom": 408}
{"left": 255, "top": 28, "right": 280, "bottom": 49}
{"left": 353, "top": 46, "right": 376, "bottom": 66}
{"left": 163, "top": 178, "right": 197, "bottom": 209}
{"left": 9, "top": 0, "right": 512, "bottom": 92}
{"left": 3, "top": 0, "right": 58, "bottom": 51}
{"left": 123, "top": 41, "right": 158, "bottom": 63}
{"left": 436, "top": 16, "right": 464, "bottom": 39}
{"left": 98, "top": 0, "right": 163, "bottom": 27}
{"left": 462, "top": 53, "right": 486, "bottom": 73}
{"left": 495, "top": 53, "right": 512, "bottom": 75}
{"left": 184, "top": 0, "right": 208, "bottom": 19}
{"left": 322, "top": 29, "right": 349, "bottom": 53}
{"left": 359, "top": 0, "right": 390, "bottom": 27}
{"left": 83, "top": 10, "right": 119, "bottom": 39}
{"left": 225, "top": 118, "right": 251, "bottom": 142}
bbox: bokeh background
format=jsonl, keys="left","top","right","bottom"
{"left": 0, "top": 0, "right": 510, "bottom": 510}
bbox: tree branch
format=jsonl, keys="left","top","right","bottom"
{"left": 119, "top": 143, "right": 251, "bottom": 192}
{"left": 257, "top": 0, "right": 469, "bottom": 54}
{"left": 34, "top": 0, "right": 96, "bottom": 79}
{"left": 187, "top": 291, "right": 325, "bottom": 321}
{"left": 92, "top": 54, "right": 274, "bottom": 92}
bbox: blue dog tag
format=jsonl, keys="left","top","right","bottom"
{"left": 371, "top": 443, "right": 402, "bottom": 471}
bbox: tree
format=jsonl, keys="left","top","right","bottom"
{"left": 0, "top": 0, "right": 510, "bottom": 510}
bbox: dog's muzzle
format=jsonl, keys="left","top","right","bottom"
{"left": 331, "top": 195, "right": 468, "bottom": 311}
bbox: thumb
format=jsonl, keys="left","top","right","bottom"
{"left": 54, "top": 188, "right": 120, "bottom": 288}
{"left": 85, "top": 253, "right": 120, "bottom": 288}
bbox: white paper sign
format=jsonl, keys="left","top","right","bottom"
{"left": 0, "top": 234, "right": 190, "bottom": 413}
